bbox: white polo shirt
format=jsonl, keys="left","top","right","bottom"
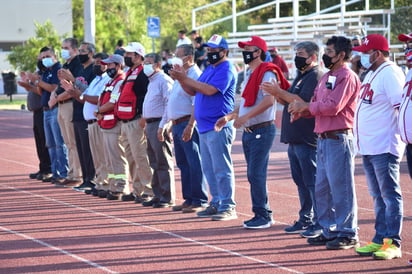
{"left": 82, "top": 73, "right": 111, "bottom": 121}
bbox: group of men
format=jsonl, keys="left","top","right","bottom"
{"left": 21, "top": 30, "right": 412, "bottom": 262}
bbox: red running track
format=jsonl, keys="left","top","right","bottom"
{"left": 0, "top": 109, "right": 411, "bottom": 274}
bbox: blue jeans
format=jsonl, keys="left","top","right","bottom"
{"left": 362, "top": 153, "right": 403, "bottom": 246}
{"left": 172, "top": 121, "right": 208, "bottom": 206}
{"left": 316, "top": 133, "right": 358, "bottom": 239}
{"left": 288, "top": 143, "right": 318, "bottom": 226}
{"left": 199, "top": 126, "right": 236, "bottom": 212}
{"left": 43, "top": 107, "right": 68, "bottom": 179}
{"left": 242, "top": 124, "right": 275, "bottom": 218}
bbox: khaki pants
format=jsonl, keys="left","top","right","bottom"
{"left": 88, "top": 122, "right": 108, "bottom": 190}
{"left": 102, "top": 123, "right": 129, "bottom": 193}
{"left": 57, "top": 101, "right": 82, "bottom": 180}
{"left": 121, "top": 119, "right": 153, "bottom": 197}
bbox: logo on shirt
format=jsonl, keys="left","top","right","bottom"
{"left": 360, "top": 83, "right": 374, "bottom": 104}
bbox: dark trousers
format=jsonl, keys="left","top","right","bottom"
{"left": 73, "top": 120, "right": 95, "bottom": 184}
{"left": 406, "top": 144, "right": 412, "bottom": 179}
{"left": 33, "top": 110, "right": 51, "bottom": 174}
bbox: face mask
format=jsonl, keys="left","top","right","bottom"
{"left": 106, "top": 68, "right": 117, "bottom": 78}
{"left": 322, "top": 54, "right": 336, "bottom": 69}
{"left": 360, "top": 53, "right": 372, "bottom": 69}
{"left": 79, "top": 54, "right": 89, "bottom": 64}
{"left": 143, "top": 64, "right": 155, "bottom": 76}
{"left": 93, "top": 65, "right": 104, "bottom": 76}
{"left": 207, "top": 51, "right": 223, "bottom": 65}
{"left": 61, "top": 49, "right": 71, "bottom": 60}
{"left": 171, "top": 57, "right": 183, "bottom": 67}
{"left": 124, "top": 57, "right": 134, "bottom": 67}
{"left": 242, "top": 51, "right": 257, "bottom": 65}
{"left": 294, "top": 56, "right": 309, "bottom": 71}
{"left": 37, "top": 60, "right": 46, "bottom": 71}
{"left": 270, "top": 54, "right": 277, "bottom": 58}
{"left": 167, "top": 59, "right": 173, "bottom": 65}
{"left": 42, "top": 57, "right": 54, "bottom": 68}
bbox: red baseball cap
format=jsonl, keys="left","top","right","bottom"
{"left": 398, "top": 32, "right": 412, "bottom": 42}
{"left": 238, "top": 36, "right": 267, "bottom": 53}
{"left": 268, "top": 47, "right": 278, "bottom": 52}
{"left": 352, "top": 34, "right": 389, "bottom": 52}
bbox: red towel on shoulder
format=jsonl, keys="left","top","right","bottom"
{"left": 242, "top": 62, "right": 290, "bottom": 107}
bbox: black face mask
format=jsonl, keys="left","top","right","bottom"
{"left": 322, "top": 54, "right": 336, "bottom": 69}
{"left": 270, "top": 54, "right": 277, "bottom": 58}
{"left": 37, "top": 60, "right": 46, "bottom": 72}
{"left": 79, "top": 54, "right": 89, "bottom": 64}
{"left": 207, "top": 51, "right": 223, "bottom": 65}
{"left": 106, "top": 68, "right": 117, "bottom": 78}
{"left": 93, "top": 65, "right": 104, "bottom": 76}
{"left": 242, "top": 51, "right": 258, "bottom": 65}
{"left": 294, "top": 56, "right": 309, "bottom": 71}
{"left": 124, "top": 57, "right": 134, "bottom": 67}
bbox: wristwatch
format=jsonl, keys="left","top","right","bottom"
{"left": 34, "top": 79, "right": 40, "bottom": 85}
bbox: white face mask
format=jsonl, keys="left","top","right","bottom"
{"left": 61, "top": 49, "right": 71, "bottom": 60}
{"left": 42, "top": 57, "right": 54, "bottom": 68}
{"left": 360, "top": 52, "right": 376, "bottom": 69}
{"left": 143, "top": 64, "right": 155, "bottom": 76}
{"left": 171, "top": 57, "right": 183, "bottom": 67}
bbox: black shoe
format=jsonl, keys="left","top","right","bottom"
{"left": 135, "top": 194, "right": 152, "bottom": 204}
{"left": 153, "top": 202, "right": 175, "bottom": 208}
{"left": 142, "top": 198, "right": 160, "bottom": 207}
{"left": 121, "top": 193, "right": 136, "bottom": 201}
{"left": 29, "top": 171, "right": 41, "bottom": 179}
{"left": 107, "top": 192, "right": 123, "bottom": 200}
{"left": 91, "top": 188, "right": 99, "bottom": 196}
{"left": 42, "top": 176, "right": 54, "bottom": 183}
{"left": 73, "top": 182, "right": 95, "bottom": 192}
{"left": 85, "top": 185, "right": 96, "bottom": 195}
{"left": 326, "top": 237, "right": 359, "bottom": 250}
{"left": 307, "top": 234, "right": 336, "bottom": 246}
{"left": 98, "top": 190, "right": 108, "bottom": 198}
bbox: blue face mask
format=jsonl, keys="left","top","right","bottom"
{"left": 42, "top": 57, "right": 54, "bottom": 68}
{"left": 61, "top": 49, "right": 71, "bottom": 60}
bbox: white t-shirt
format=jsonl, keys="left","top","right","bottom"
{"left": 354, "top": 61, "right": 406, "bottom": 157}
{"left": 399, "top": 69, "right": 412, "bottom": 144}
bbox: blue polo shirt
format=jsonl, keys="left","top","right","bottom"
{"left": 41, "top": 62, "right": 61, "bottom": 107}
{"left": 194, "top": 60, "right": 237, "bottom": 133}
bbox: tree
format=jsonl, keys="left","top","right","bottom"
{"left": 7, "top": 21, "right": 65, "bottom": 72}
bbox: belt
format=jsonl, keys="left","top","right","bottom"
{"left": 172, "top": 115, "right": 191, "bottom": 125}
{"left": 118, "top": 114, "right": 141, "bottom": 123}
{"left": 59, "top": 99, "right": 71, "bottom": 104}
{"left": 146, "top": 117, "right": 161, "bottom": 124}
{"left": 318, "top": 129, "right": 351, "bottom": 140}
{"left": 87, "top": 119, "right": 97, "bottom": 124}
{"left": 244, "top": 121, "right": 274, "bottom": 133}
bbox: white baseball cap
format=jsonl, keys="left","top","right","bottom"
{"left": 122, "top": 42, "right": 145, "bottom": 57}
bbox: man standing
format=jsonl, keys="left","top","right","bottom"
{"left": 171, "top": 34, "right": 237, "bottom": 221}
{"left": 289, "top": 36, "right": 360, "bottom": 250}
{"left": 142, "top": 53, "right": 175, "bottom": 208}
{"left": 216, "top": 36, "right": 289, "bottom": 228}
{"left": 115, "top": 42, "right": 153, "bottom": 202}
{"left": 352, "top": 34, "right": 405, "bottom": 260}
{"left": 398, "top": 31, "right": 412, "bottom": 179}
{"left": 261, "top": 41, "right": 322, "bottom": 237}
{"left": 269, "top": 47, "right": 289, "bottom": 79}
{"left": 167, "top": 44, "right": 208, "bottom": 213}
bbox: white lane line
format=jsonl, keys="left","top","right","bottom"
{"left": 1, "top": 184, "right": 304, "bottom": 274}
{"left": 0, "top": 225, "right": 118, "bottom": 274}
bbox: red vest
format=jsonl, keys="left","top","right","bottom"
{"left": 115, "top": 65, "right": 143, "bottom": 120}
{"left": 98, "top": 73, "right": 124, "bottom": 129}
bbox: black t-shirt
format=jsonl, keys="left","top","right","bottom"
{"left": 280, "top": 66, "right": 322, "bottom": 146}
{"left": 72, "top": 63, "right": 96, "bottom": 121}
{"left": 132, "top": 69, "right": 149, "bottom": 116}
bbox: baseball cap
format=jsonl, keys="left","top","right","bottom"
{"left": 352, "top": 34, "right": 389, "bottom": 52}
{"left": 101, "top": 54, "right": 124, "bottom": 65}
{"left": 204, "top": 34, "right": 228, "bottom": 49}
{"left": 268, "top": 47, "right": 278, "bottom": 52}
{"left": 122, "top": 42, "right": 145, "bottom": 57}
{"left": 238, "top": 36, "right": 267, "bottom": 52}
{"left": 398, "top": 32, "right": 412, "bottom": 42}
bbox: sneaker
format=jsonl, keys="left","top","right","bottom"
{"left": 284, "top": 221, "right": 309, "bottom": 234}
{"left": 211, "top": 209, "right": 237, "bottom": 221}
{"left": 135, "top": 194, "right": 152, "bottom": 204}
{"left": 197, "top": 205, "right": 218, "bottom": 218}
{"left": 300, "top": 225, "right": 322, "bottom": 238}
{"left": 243, "top": 215, "right": 273, "bottom": 229}
{"left": 307, "top": 234, "right": 336, "bottom": 246}
{"left": 172, "top": 203, "right": 190, "bottom": 211}
{"left": 373, "top": 238, "right": 402, "bottom": 260}
{"left": 408, "top": 259, "right": 412, "bottom": 265}
{"left": 326, "top": 237, "right": 359, "bottom": 250}
{"left": 73, "top": 182, "right": 95, "bottom": 192}
{"left": 356, "top": 242, "right": 383, "bottom": 256}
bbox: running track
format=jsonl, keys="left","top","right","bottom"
{"left": 0, "top": 109, "right": 411, "bottom": 273}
